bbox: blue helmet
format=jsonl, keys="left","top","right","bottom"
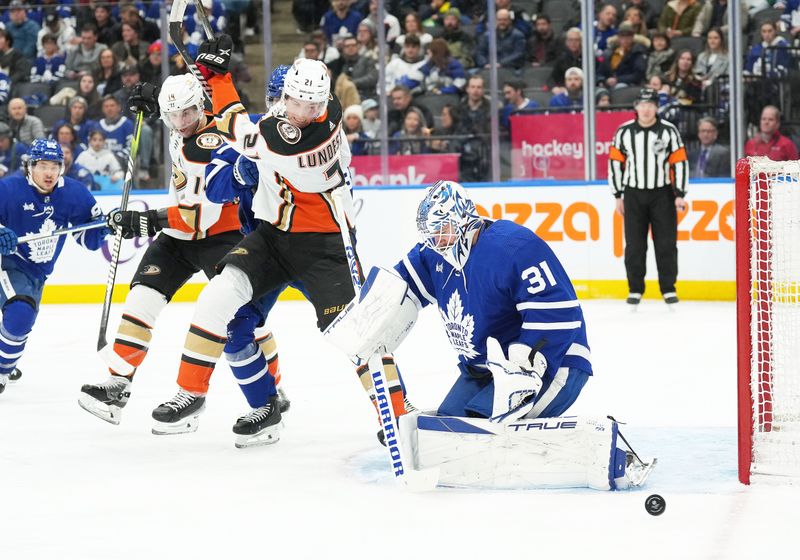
{"left": 28, "top": 139, "right": 64, "bottom": 164}
{"left": 266, "top": 64, "right": 291, "bottom": 101}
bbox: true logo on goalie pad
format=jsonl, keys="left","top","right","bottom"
{"left": 507, "top": 420, "right": 578, "bottom": 432}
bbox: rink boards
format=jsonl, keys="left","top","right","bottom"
{"left": 41, "top": 180, "right": 735, "bottom": 303}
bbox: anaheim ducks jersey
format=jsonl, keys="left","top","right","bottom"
{"left": 162, "top": 117, "right": 240, "bottom": 241}
{"left": 209, "top": 73, "right": 353, "bottom": 233}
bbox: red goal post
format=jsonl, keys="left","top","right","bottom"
{"left": 736, "top": 156, "right": 800, "bottom": 485}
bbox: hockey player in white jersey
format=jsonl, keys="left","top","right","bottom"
{"left": 148, "top": 36, "right": 411, "bottom": 440}
{"left": 78, "top": 74, "right": 244, "bottom": 425}
{"left": 325, "top": 181, "right": 656, "bottom": 490}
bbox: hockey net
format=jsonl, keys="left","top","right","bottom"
{"left": 737, "top": 157, "right": 800, "bottom": 484}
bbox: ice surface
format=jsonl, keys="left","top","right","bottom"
{"left": 2, "top": 299, "right": 798, "bottom": 560}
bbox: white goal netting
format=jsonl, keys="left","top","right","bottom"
{"left": 746, "top": 157, "right": 800, "bottom": 481}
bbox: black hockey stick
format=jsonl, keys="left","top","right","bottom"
{"left": 169, "top": 0, "right": 212, "bottom": 102}
{"left": 96, "top": 111, "right": 144, "bottom": 353}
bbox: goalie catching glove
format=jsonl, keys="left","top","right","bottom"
{"left": 195, "top": 34, "right": 234, "bottom": 79}
{"left": 487, "top": 337, "right": 546, "bottom": 423}
{"left": 324, "top": 267, "right": 419, "bottom": 361}
{"left": 107, "top": 209, "right": 169, "bottom": 239}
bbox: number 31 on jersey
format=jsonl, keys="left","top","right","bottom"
{"left": 522, "top": 261, "right": 557, "bottom": 295}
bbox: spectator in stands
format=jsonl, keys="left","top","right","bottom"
{"left": 7, "top": 98, "right": 45, "bottom": 146}
{"left": 309, "top": 29, "right": 341, "bottom": 65}
{"left": 528, "top": 14, "right": 560, "bottom": 67}
{"left": 328, "top": 61, "right": 361, "bottom": 110}
{"left": 363, "top": 0, "right": 401, "bottom": 44}
{"left": 66, "top": 24, "right": 107, "bottom": 80}
{"left": 76, "top": 128, "right": 124, "bottom": 184}
{"left": 340, "top": 35, "right": 379, "bottom": 101}
{"left": 7, "top": 1, "right": 41, "bottom": 60}
{"left": 596, "top": 88, "right": 611, "bottom": 106}
{"left": 390, "top": 106, "right": 430, "bottom": 155}
{"left": 343, "top": 104, "right": 371, "bottom": 156}
{"left": 744, "top": 105, "right": 799, "bottom": 161}
{"left": 0, "top": 69, "right": 10, "bottom": 106}
{"left": 622, "top": 6, "right": 650, "bottom": 38}
{"left": 321, "top": 0, "right": 363, "bottom": 48}
{"left": 54, "top": 123, "right": 84, "bottom": 158}
{"left": 779, "top": 0, "right": 800, "bottom": 42}
{"left": 357, "top": 20, "right": 379, "bottom": 61}
{"left": 458, "top": 75, "right": 492, "bottom": 181}
{"left": 440, "top": 8, "right": 475, "bottom": 70}
{"left": 475, "top": 9, "right": 527, "bottom": 69}
{"left": 594, "top": 3, "right": 619, "bottom": 57}
{"left": 408, "top": 38, "right": 466, "bottom": 96}
{"left": 384, "top": 34, "right": 427, "bottom": 95}
{"left": 694, "top": 27, "right": 728, "bottom": 88}
{"left": 550, "top": 27, "right": 582, "bottom": 88}
{"left": 658, "top": 0, "right": 704, "bottom": 38}
{"left": 93, "top": 49, "right": 123, "bottom": 97}
{"left": 476, "top": 0, "right": 534, "bottom": 38}
{"left": 396, "top": 12, "right": 432, "bottom": 51}
{"left": 647, "top": 74, "right": 677, "bottom": 108}
{"left": 58, "top": 73, "right": 103, "bottom": 119}
{"left": 114, "top": 65, "right": 154, "bottom": 181}
{"left": 0, "top": 121, "right": 27, "bottom": 177}
{"left": 38, "top": 12, "right": 77, "bottom": 57}
{"left": 501, "top": 80, "right": 539, "bottom": 131}
{"left": 387, "top": 84, "right": 433, "bottom": 135}
{"left": 361, "top": 98, "right": 380, "bottom": 138}
{"left": 0, "top": 29, "right": 31, "bottom": 85}
{"left": 52, "top": 97, "right": 97, "bottom": 146}
{"left": 140, "top": 42, "right": 173, "bottom": 87}
{"left": 419, "top": 0, "right": 451, "bottom": 29}
{"left": 31, "top": 35, "right": 65, "bottom": 84}
{"left": 429, "top": 104, "right": 461, "bottom": 154}
{"left": 112, "top": 22, "right": 150, "bottom": 68}
{"left": 96, "top": 94, "right": 133, "bottom": 164}
{"left": 60, "top": 143, "right": 96, "bottom": 191}
{"left": 695, "top": 0, "right": 748, "bottom": 36}
{"left": 645, "top": 31, "right": 675, "bottom": 78}
{"left": 92, "top": 4, "right": 119, "bottom": 48}
{"left": 293, "top": 0, "right": 329, "bottom": 33}
{"left": 621, "top": 0, "right": 659, "bottom": 29}
{"left": 119, "top": 5, "right": 159, "bottom": 44}
{"left": 549, "top": 67, "right": 584, "bottom": 110}
{"left": 744, "top": 21, "right": 791, "bottom": 78}
{"left": 665, "top": 49, "right": 703, "bottom": 103}
{"left": 689, "top": 116, "right": 730, "bottom": 178}
{"left": 597, "top": 23, "right": 648, "bottom": 90}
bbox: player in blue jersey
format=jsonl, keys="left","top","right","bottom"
{"left": 327, "top": 180, "right": 592, "bottom": 422}
{"left": 0, "top": 139, "right": 109, "bottom": 394}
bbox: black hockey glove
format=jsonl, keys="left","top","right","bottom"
{"left": 196, "top": 34, "right": 234, "bottom": 78}
{"left": 128, "top": 82, "right": 160, "bottom": 117}
{"left": 107, "top": 209, "right": 169, "bottom": 239}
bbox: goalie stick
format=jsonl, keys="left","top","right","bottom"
{"left": 96, "top": 111, "right": 144, "bottom": 354}
{"left": 329, "top": 187, "right": 439, "bottom": 491}
{"left": 16, "top": 219, "right": 107, "bottom": 244}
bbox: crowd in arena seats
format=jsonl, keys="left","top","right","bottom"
{"left": 291, "top": 0, "right": 800, "bottom": 179}
{"left": 0, "top": 0, "right": 260, "bottom": 189}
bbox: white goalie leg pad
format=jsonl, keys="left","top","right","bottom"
{"left": 409, "top": 414, "right": 635, "bottom": 490}
{"left": 324, "top": 266, "right": 419, "bottom": 360}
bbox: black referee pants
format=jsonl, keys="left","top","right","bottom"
{"left": 623, "top": 187, "right": 678, "bottom": 296}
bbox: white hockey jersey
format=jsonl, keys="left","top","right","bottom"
{"left": 161, "top": 118, "right": 240, "bottom": 241}
{"left": 209, "top": 73, "right": 353, "bottom": 233}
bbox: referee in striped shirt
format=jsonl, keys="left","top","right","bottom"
{"left": 609, "top": 87, "right": 688, "bottom": 307}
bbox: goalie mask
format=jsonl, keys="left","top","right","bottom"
{"left": 158, "top": 74, "right": 205, "bottom": 136}
{"left": 416, "top": 180, "right": 483, "bottom": 271}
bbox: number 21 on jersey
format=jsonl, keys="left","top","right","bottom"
{"left": 522, "top": 261, "right": 557, "bottom": 295}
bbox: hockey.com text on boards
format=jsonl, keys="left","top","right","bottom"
{"left": 475, "top": 199, "right": 735, "bottom": 258}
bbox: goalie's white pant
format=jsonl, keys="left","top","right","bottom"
{"left": 400, "top": 414, "right": 634, "bottom": 491}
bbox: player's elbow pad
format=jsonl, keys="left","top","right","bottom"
{"left": 324, "top": 266, "right": 419, "bottom": 360}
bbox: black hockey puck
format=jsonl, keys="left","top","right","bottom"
{"left": 645, "top": 494, "right": 666, "bottom": 516}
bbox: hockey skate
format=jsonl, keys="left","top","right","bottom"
{"left": 9, "top": 367, "right": 21, "bottom": 382}
{"left": 233, "top": 395, "right": 283, "bottom": 448}
{"left": 277, "top": 387, "right": 291, "bottom": 414}
{"left": 151, "top": 389, "right": 206, "bottom": 435}
{"left": 617, "top": 452, "right": 658, "bottom": 489}
{"left": 78, "top": 375, "right": 132, "bottom": 425}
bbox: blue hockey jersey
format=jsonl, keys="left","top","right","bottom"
{"left": 394, "top": 219, "right": 592, "bottom": 380}
{"left": 0, "top": 174, "right": 106, "bottom": 280}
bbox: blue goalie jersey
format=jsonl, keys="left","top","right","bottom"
{"left": 0, "top": 175, "right": 106, "bottom": 280}
{"left": 394, "top": 219, "right": 592, "bottom": 380}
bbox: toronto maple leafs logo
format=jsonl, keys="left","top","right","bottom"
{"left": 440, "top": 290, "right": 478, "bottom": 359}
{"left": 25, "top": 218, "right": 59, "bottom": 263}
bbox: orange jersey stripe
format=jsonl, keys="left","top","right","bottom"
{"left": 207, "top": 203, "right": 241, "bottom": 236}
{"left": 668, "top": 146, "right": 688, "bottom": 164}
{"left": 609, "top": 146, "right": 626, "bottom": 163}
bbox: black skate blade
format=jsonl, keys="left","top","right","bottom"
{"left": 234, "top": 422, "right": 283, "bottom": 448}
{"left": 78, "top": 395, "right": 122, "bottom": 426}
